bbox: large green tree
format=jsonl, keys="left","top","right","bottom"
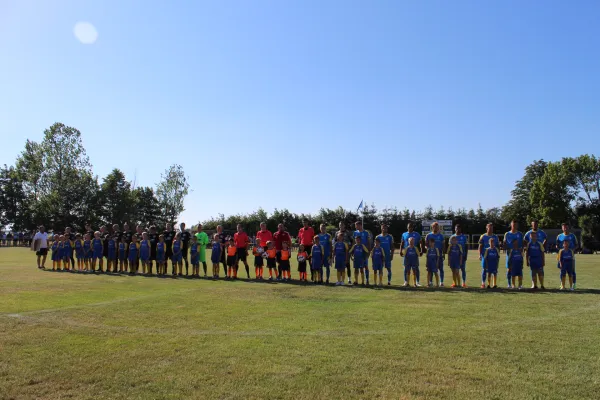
{"left": 156, "top": 164, "right": 190, "bottom": 225}
{"left": 99, "top": 168, "right": 135, "bottom": 225}
{"left": 501, "top": 160, "right": 548, "bottom": 225}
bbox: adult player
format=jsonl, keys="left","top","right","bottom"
{"left": 163, "top": 223, "right": 176, "bottom": 275}
{"left": 233, "top": 224, "right": 251, "bottom": 279}
{"left": 317, "top": 224, "right": 333, "bottom": 284}
{"left": 195, "top": 223, "right": 210, "bottom": 277}
{"left": 503, "top": 220, "right": 524, "bottom": 288}
{"left": 556, "top": 223, "right": 579, "bottom": 289}
{"left": 216, "top": 225, "right": 229, "bottom": 276}
{"left": 148, "top": 225, "right": 159, "bottom": 273}
{"left": 449, "top": 224, "right": 469, "bottom": 287}
{"left": 33, "top": 225, "right": 49, "bottom": 269}
{"left": 353, "top": 221, "right": 371, "bottom": 285}
{"left": 478, "top": 223, "right": 500, "bottom": 288}
{"left": 375, "top": 223, "right": 394, "bottom": 285}
{"left": 335, "top": 221, "right": 355, "bottom": 284}
{"left": 425, "top": 222, "right": 446, "bottom": 286}
{"left": 400, "top": 222, "right": 423, "bottom": 286}
{"left": 524, "top": 220, "right": 547, "bottom": 249}
{"left": 65, "top": 227, "right": 76, "bottom": 269}
{"left": 256, "top": 223, "right": 273, "bottom": 251}
{"left": 180, "top": 222, "right": 192, "bottom": 275}
{"left": 274, "top": 223, "right": 292, "bottom": 279}
{"left": 298, "top": 219, "right": 316, "bottom": 279}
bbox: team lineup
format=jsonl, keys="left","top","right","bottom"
{"left": 30, "top": 219, "right": 580, "bottom": 290}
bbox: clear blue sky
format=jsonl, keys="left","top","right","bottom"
{"left": 1, "top": 0, "right": 599, "bottom": 224}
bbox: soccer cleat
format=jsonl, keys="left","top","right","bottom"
{"left": 415, "top": 283, "right": 422, "bottom": 287}
{"left": 403, "top": 281, "right": 408, "bottom": 287}
{"left": 428, "top": 283, "right": 433, "bottom": 288}
{"left": 570, "top": 287, "right": 575, "bottom": 291}
{"left": 540, "top": 286, "right": 546, "bottom": 290}
{"left": 451, "top": 284, "right": 457, "bottom": 288}
{"left": 493, "top": 285, "right": 498, "bottom": 289}
{"left": 518, "top": 286, "right": 522, "bottom": 290}
{"left": 439, "top": 282, "right": 444, "bottom": 287}
{"left": 387, "top": 281, "right": 391, "bottom": 286}
{"left": 353, "top": 281, "right": 358, "bottom": 286}
{"left": 507, "top": 285, "right": 512, "bottom": 289}
{"left": 462, "top": 283, "right": 467, "bottom": 288}
{"left": 487, "top": 285, "right": 491, "bottom": 289}
{"left": 559, "top": 286, "right": 565, "bottom": 290}
{"left": 572, "top": 283, "right": 577, "bottom": 290}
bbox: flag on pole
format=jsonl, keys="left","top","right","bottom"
{"left": 357, "top": 200, "right": 364, "bottom": 213}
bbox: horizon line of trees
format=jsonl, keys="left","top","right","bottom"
{"left": 1, "top": 123, "right": 599, "bottom": 248}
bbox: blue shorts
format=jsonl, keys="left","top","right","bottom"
{"left": 108, "top": 249, "right": 117, "bottom": 261}
{"left": 426, "top": 265, "right": 438, "bottom": 273}
{"left": 404, "top": 264, "right": 419, "bottom": 270}
{"left": 93, "top": 250, "right": 103, "bottom": 260}
{"left": 51, "top": 252, "right": 60, "bottom": 262}
{"left": 486, "top": 266, "right": 498, "bottom": 275}
{"left": 511, "top": 266, "right": 523, "bottom": 277}
{"left": 172, "top": 253, "right": 182, "bottom": 263}
{"left": 211, "top": 252, "right": 220, "bottom": 264}
{"left": 128, "top": 255, "right": 137, "bottom": 263}
{"left": 191, "top": 253, "right": 199, "bottom": 265}
{"left": 372, "top": 263, "right": 383, "bottom": 272}
{"left": 140, "top": 252, "right": 150, "bottom": 262}
{"left": 311, "top": 261, "right": 323, "bottom": 271}
{"left": 530, "top": 266, "right": 544, "bottom": 276}
{"left": 449, "top": 262, "right": 461, "bottom": 270}
{"left": 156, "top": 252, "right": 165, "bottom": 262}
{"left": 334, "top": 258, "right": 346, "bottom": 271}
{"left": 353, "top": 260, "right": 364, "bottom": 270}
{"left": 560, "top": 266, "right": 573, "bottom": 277}
{"left": 384, "top": 258, "right": 392, "bottom": 269}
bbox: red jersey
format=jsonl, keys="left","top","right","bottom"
{"left": 256, "top": 229, "right": 273, "bottom": 247}
{"left": 298, "top": 227, "right": 315, "bottom": 246}
{"left": 273, "top": 230, "right": 291, "bottom": 251}
{"left": 234, "top": 232, "right": 249, "bottom": 249}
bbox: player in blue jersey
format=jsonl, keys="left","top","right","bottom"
{"left": 524, "top": 220, "right": 547, "bottom": 249}
{"left": 91, "top": 231, "right": 104, "bottom": 273}
{"left": 556, "top": 223, "right": 579, "bottom": 289}
{"left": 482, "top": 238, "right": 500, "bottom": 288}
{"left": 139, "top": 232, "right": 151, "bottom": 274}
{"left": 400, "top": 222, "right": 423, "bottom": 286}
{"left": 318, "top": 224, "right": 333, "bottom": 284}
{"left": 190, "top": 235, "right": 200, "bottom": 277}
{"left": 333, "top": 232, "right": 349, "bottom": 286}
{"left": 106, "top": 235, "right": 117, "bottom": 273}
{"left": 310, "top": 235, "right": 324, "bottom": 284}
{"left": 425, "top": 222, "right": 446, "bottom": 286}
{"left": 508, "top": 240, "right": 524, "bottom": 289}
{"left": 478, "top": 223, "right": 499, "bottom": 262}
{"left": 503, "top": 220, "right": 524, "bottom": 289}
{"left": 447, "top": 235, "right": 463, "bottom": 288}
{"left": 525, "top": 231, "right": 546, "bottom": 289}
{"left": 425, "top": 238, "right": 441, "bottom": 287}
{"left": 376, "top": 224, "right": 394, "bottom": 285}
{"left": 402, "top": 237, "right": 421, "bottom": 287}
{"left": 450, "top": 224, "right": 469, "bottom": 287}
{"left": 128, "top": 235, "right": 139, "bottom": 275}
{"left": 353, "top": 221, "right": 371, "bottom": 285}
{"left": 558, "top": 241, "right": 575, "bottom": 290}
{"left": 371, "top": 237, "right": 386, "bottom": 287}
{"left": 350, "top": 235, "right": 369, "bottom": 286}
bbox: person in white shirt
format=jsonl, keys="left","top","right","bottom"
{"left": 33, "top": 225, "right": 49, "bottom": 269}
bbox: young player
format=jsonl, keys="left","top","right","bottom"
{"left": 62, "top": 234, "right": 73, "bottom": 271}
{"left": 371, "top": 237, "right": 386, "bottom": 287}
{"left": 280, "top": 242, "right": 292, "bottom": 281}
{"left": 317, "top": 224, "right": 332, "bottom": 284}
{"left": 128, "top": 235, "right": 139, "bottom": 275}
{"left": 556, "top": 223, "right": 579, "bottom": 289}
{"left": 447, "top": 236, "right": 463, "bottom": 288}
{"left": 426, "top": 238, "right": 441, "bottom": 287}
{"left": 349, "top": 236, "right": 369, "bottom": 286}
{"left": 425, "top": 222, "right": 446, "bottom": 286}
{"left": 106, "top": 235, "right": 117, "bottom": 273}
{"left": 226, "top": 238, "right": 238, "bottom": 279}
{"left": 189, "top": 235, "right": 200, "bottom": 277}
{"left": 118, "top": 236, "right": 128, "bottom": 273}
{"left": 51, "top": 234, "right": 61, "bottom": 270}
{"left": 482, "top": 238, "right": 500, "bottom": 288}
{"left": 172, "top": 233, "right": 183, "bottom": 276}
{"left": 376, "top": 224, "right": 394, "bottom": 286}
{"left": 310, "top": 236, "right": 324, "bottom": 284}
{"left": 265, "top": 241, "right": 277, "bottom": 281}
{"left": 139, "top": 232, "right": 151, "bottom": 275}
{"left": 156, "top": 235, "right": 166, "bottom": 275}
{"left": 333, "top": 233, "right": 348, "bottom": 286}
{"left": 297, "top": 244, "right": 309, "bottom": 282}
{"left": 525, "top": 231, "right": 546, "bottom": 290}
{"left": 83, "top": 234, "right": 92, "bottom": 271}
{"left": 508, "top": 239, "right": 524, "bottom": 289}
{"left": 450, "top": 224, "right": 469, "bottom": 287}
{"left": 402, "top": 237, "right": 421, "bottom": 287}
{"left": 558, "top": 241, "right": 575, "bottom": 291}
{"left": 210, "top": 234, "right": 222, "bottom": 278}
{"left": 74, "top": 233, "right": 84, "bottom": 271}
{"left": 91, "top": 231, "right": 104, "bottom": 273}
{"left": 252, "top": 240, "right": 264, "bottom": 280}
{"left": 503, "top": 220, "right": 524, "bottom": 289}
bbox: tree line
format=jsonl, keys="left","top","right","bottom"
{"left": 1, "top": 123, "right": 599, "bottom": 249}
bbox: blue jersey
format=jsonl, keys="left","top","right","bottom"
{"left": 403, "top": 246, "right": 420, "bottom": 267}
{"left": 139, "top": 239, "right": 150, "bottom": 260}
{"left": 353, "top": 230, "right": 371, "bottom": 250}
{"left": 402, "top": 231, "right": 421, "bottom": 249}
{"left": 557, "top": 233, "right": 578, "bottom": 251}
{"left": 190, "top": 242, "right": 199, "bottom": 263}
{"left": 425, "top": 232, "right": 445, "bottom": 253}
{"left": 92, "top": 238, "right": 103, "bottom": 257}
{"left": 74, "top": 239, "right": 84, "bottom": 258}
{"left": 211, "top": 241, "right": 220, "bottom": 254}
{"left": 51, "top": 241, "right": 60, "bottom": 261}
{"left": 504, "top": 231, "right": 524, "bottom": 249}
{"left": 156, "top": 242, "right": 166, "bottom": 261}
{"left": 62, "top": 240, "right": 72, "bottom": 258}
{"left": 108, "top": 238, "right": 116, "bottom": 252}
{"left": 311, "top": 245, "right": 324, "bottom": 268}
{"left": 450, "top": 234, "right": 469, "bottom": 260}
{"left": 128, "top": 242, "right": 138, "bottom": 261}
{"left": 483, "top": 248, "right": 500, "bottom": 271}
{"left": 118, "top": 242, "right": 127, "bottom": 260}
{"left": 526, "top": 241, "right": 544, "bottom": 267}
{"left": 376, "top": 234, "right": 393, "bottom": 258}
{"left": 172, "top": 240, "right": 181, "bottom": 254}
{"left": 508, "top": 249, "right": 524, "bottom": 269}
{"left": 334, "top": 242, "right": 348, "bottom": 261}
{"left": 350, "top": 244, "right": 369, "bottom": 268}
{"left": 479, "top": 234, "right": 499, "bottom": 255}
{"left": 524, "top": 229, "right": 547, "bottom": 245}
{"left": 318, "top": 233, "right": 332, "bottom": 256}
{"left": 83, "top": 240, "right": 92, "bottom": 257}
{"left": 426, "top": 248, "right": 440, "bottom": 271}
{"left": 559, "top": 249, "right": 574, "bottom": 270}
{"left": 447, "top": 244, "right": 462, "bottom": 269}
{"left": 371, "top": 247, "right": 385, "bottom": 267}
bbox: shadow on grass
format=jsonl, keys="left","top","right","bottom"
{"left": 39, "top": 269, "right": 600, "bottom": 295}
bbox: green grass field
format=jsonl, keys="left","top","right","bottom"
{"left": 1, "top": 248, "right": 600, "bottom": 400}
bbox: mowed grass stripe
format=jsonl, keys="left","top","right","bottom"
{"left": 1, "top": 248, "right": 599, "bottom": 399}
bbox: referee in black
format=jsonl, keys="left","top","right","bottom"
{"left": 180, "top": 222, "right": 192, "bottom": 276}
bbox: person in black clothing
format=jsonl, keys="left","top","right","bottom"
{"left": 122, "top": 223, "right": 133, "bottom": 244}
{"left": 84, "top": 223, "right": 94, "bottom": 241}
{"left": 180, "top": 222, "right": 192, "bottom": 276}
{"left": 100, "top": 226, "right": 110, "bottom": 272}
{"left": 112, "top": 224, "right": 122, "bottom": 242}
{"left": 216, "top": 225, "right": 229, "bottom": 276}
{"left": 163, "top": 222, "right": 176, "bottom": 275}
{"left": 148, "top": 225, "right": 159, "bottom": 274}
{"left": 65, "top": 227, "right": 77, "bottom": 269}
